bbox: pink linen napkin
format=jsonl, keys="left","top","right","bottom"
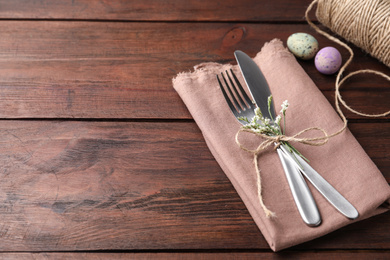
{"left": 172, "top": 39, "right": 390, "bottom": 251}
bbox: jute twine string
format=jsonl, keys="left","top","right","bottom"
{"left": 236, "top": 0, "right": 390, "bottom": 218}
{"left": 314, "top": 0, "right": 390, "bottom": 67}
{"left": 306, "top": 0, "right": 390, "bottom": 119}
{"left": 235, "top": 127, "right": 329, "bottom": 217}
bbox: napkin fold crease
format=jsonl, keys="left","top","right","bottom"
{"left": 172, "top": 39, "right": 390, "bottom": 251}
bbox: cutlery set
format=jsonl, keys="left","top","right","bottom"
{"left": 217, "top": 50, "right": 358, "bottom": 226}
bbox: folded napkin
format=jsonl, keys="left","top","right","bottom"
{"left": 172, "top": 39, "right": 390, "bottom": 251}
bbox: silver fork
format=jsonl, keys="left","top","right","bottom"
{"left": 217, "top": 69, "right": 321, "bottom": 226}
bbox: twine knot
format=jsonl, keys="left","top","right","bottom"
{"left": 273, "top": 135, "right": 283, "bottom": 150}
{"left": 235, "top": 126, "right": 329, "bottom": 217}
{"left": 236, "top": 126, "right": 329, "bottom": 156}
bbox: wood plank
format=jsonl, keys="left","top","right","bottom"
{"left": 0, "top": 120, "right": 263, "bottom": 251}
{"left": 0, "top": 22, "right": 388, "bottom": 119}
{"left": 0, "top": 251, "right": 389, "bottom": 260}
{"left": 0, "top": 0, "right": 314, "bottom": 22}
{"left": 0, "top": 121, "right": 387, "bottom": 251}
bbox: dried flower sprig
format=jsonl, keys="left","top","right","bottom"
{"left": 238, "top": 95, "right": 308, "bottom": 162}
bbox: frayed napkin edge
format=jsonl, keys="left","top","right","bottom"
{"left": 172, "top": 38, "right": 292, "bottom": 87}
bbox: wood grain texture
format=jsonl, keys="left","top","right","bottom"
{"left": 0, "top": 0, "right": 314, "bottom": 22}
{"left": 0, "top": 22, "right": 388, "bottom": 119}
{"left": 0, "top": 0, "right": 389, "bottom": 256}
{"left": 0, "top": 121, "right": 387, "bottom": 251}
{"left": 0, "top": 251, "right": 389, "bottom": 260}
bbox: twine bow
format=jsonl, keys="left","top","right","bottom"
{"left": 236, "top": 126, "right": 329, "bottom": 217}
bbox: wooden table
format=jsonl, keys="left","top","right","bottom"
{"left": 0, "top": 0, "right": 388, "bottom": 259}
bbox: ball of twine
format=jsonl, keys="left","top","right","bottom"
{"left": 306, "top": 0, "right": 390, "bottom": 119}
{"left": 315, "top": 0, "right": 390, "bottom": 67}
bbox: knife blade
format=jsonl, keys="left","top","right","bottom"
{"left": 234, "top": 51, "right": 276, "bottom": 120}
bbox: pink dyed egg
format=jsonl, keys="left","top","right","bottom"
{"left": 315, "top": 47, "right": 342, "bottom": 75}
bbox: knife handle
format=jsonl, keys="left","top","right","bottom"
{"left": 276, "top": 148, "right": 321, "bottom": 227}
{"left": 279, "top": 145, "right": 359, "bottom": 220}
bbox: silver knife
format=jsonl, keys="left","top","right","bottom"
{"left": 234, "top": 50, "right": 321, "bottom": 226}
{"left": 234, "top": 50, "right": 359, "bottom": 220}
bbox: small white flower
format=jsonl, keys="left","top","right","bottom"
{"left": 271, "top": 125, "right": 280, "bottom": 132}
{"left": 249, "top": 121, "right": 257, "bottom": 128}
{"left": 264, "top": 118, "right": 271, "bottom": 125}
{"left": 254, "top": 107, "right": 262, "bottom": 117}
{"left": 275, "top": 115, "right": 281, "bottom": 124}
{"left": 282, "top": 100, "right": 289, "bottom": 109}
{"left": 280, "top": 100, "right": 289, "bottom": 113}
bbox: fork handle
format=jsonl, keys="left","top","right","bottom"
{"left": 279, "top": 145, "right": 359, "bottom": 220}
{"left": 276, "top": 147, "right": 321, "bottom": 226}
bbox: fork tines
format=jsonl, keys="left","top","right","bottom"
{"left": 216, "top": 69, "right": 254, "bottom": 116}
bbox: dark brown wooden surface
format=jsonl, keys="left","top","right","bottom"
{"left": 0, "top": 121, "right": 388, "bottom": 252}
{"left": 0, "top": 21, "right": 388, "bottom": 119}
{"left": 0, "top": 0, "right": 388, "bottom": 258}
{"left": 0, "top": 251, "right": 389, "bottom": 260}
{"left": 0, "top": 0, "right": 315, "bottom": 21}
